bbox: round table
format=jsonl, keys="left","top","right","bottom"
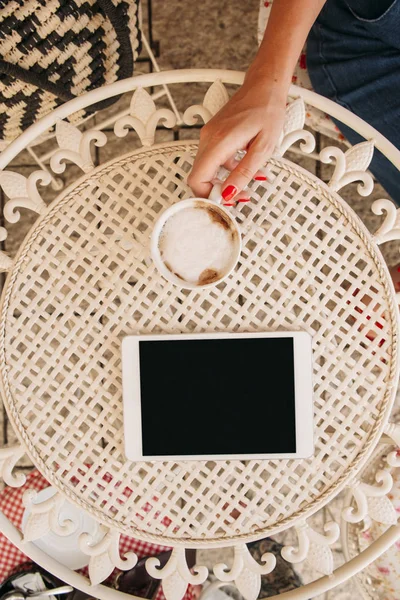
{"left": 0, "top": 70, "right": 399, "bottom": 600}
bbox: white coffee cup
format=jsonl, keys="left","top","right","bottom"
{"left": 151, "top": 181, "right": 242, "bottom": 289}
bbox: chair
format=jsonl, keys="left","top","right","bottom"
{"left": 0, "top": 0, "right": 181, "bottom": 190}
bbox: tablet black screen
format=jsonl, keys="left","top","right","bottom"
{"left": 139, "top": 337, "right": 296, "bottom": 456}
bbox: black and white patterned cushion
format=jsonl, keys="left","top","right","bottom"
{"left": 0, "top": 0, "right": 141, "bottom": 141}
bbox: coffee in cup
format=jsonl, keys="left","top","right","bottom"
{"left": 151, "top": 198, "right": 241, "bottom": 289}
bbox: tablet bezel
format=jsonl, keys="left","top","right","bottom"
{"left": 122, "top": 331, "right": 314, "bottom": 461}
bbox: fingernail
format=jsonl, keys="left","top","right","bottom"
{"left": 222, "top": 185, "right": 237, "bottom": 201}
{"left": 223, "top": 202, "right": 235, "bottom": 207}
{"left": 237, "top": 197, "right": 250, "bottom": 203}
{"left": 254, "top": 175, "right": 267, "bottom": 181}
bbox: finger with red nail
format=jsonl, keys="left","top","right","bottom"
{"left": 254, "top": 170, "right": 268, "bottom": 181}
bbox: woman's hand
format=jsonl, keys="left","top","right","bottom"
{"left": 188, "top": 72, "right": 288, "bottom": 203}
{"left": 188, "top": 0, "right": 327, "bottom": 203}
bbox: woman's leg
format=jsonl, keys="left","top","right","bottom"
{"left": 307, "top": 0, "right": 400, "bottom": 204}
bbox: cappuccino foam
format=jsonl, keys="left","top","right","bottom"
{"left": 159, "top": 206, "right": 236, "bottom": 285}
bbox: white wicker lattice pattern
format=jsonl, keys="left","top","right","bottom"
{"left": 0, "top": 141, "right": 397, "bottom": 546}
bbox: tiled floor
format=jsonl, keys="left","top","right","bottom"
{"left": 0, "top": 0, "right": 399, "bottom": 597}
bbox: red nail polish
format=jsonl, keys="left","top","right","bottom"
{"left": 222, "top": 185, "right": 237, "bottom": 201}
{"left": 237, "top": 197, "right": 250, "bottom": 203}
{"left": 254, "top": 175, "right": 267, "bottom": 181}
{"left": 223, "top": 202, "right": 235, "bottom": 207}
{"left": 397, "top": 266, "right": 400, "bottom": 273}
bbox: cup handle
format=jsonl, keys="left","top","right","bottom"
{"left": 208, "top": 166, "right": 230, "bottom": 204}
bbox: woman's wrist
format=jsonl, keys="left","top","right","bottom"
{"left": 244, "top": 59, "right": 292, "bottom": 100}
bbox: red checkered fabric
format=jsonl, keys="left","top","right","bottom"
{"left": 0, "top": 471, "right": 197, "bottom": 600}
{"left": 0, "top": 470, "right": 45, "bottom": 581}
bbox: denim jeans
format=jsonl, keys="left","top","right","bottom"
{"left": 307, "top": 0, "right": 400, "bottom": 204}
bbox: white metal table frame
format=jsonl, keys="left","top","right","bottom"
{"left": 0, "top": 69, "right": 399, "bottom": 600}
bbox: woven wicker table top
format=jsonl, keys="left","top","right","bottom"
{"left": 0, "top": 141, "right": 398, "bottom": 547}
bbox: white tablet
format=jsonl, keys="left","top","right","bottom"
{"left": 122, "top": 331, "right": 314, "bottom": 461}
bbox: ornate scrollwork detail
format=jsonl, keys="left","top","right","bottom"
{"left": 387, "top": 447, "right": 400, "bottom": 468}
{"left": 146, "top": 547, "right": 208, "bottom": 600}
{"left": 213, "top": 543, "right": 276, "bottom": 600}
{"left": 114, "top": 87, "right": 177, "bottom": 146}
{"left": 320, "top": 140, "right": 374, "bottom": 195}
{"left": 79, "top": 529, "right": 137, "bottom": 586}
{"left": 281, "top": 521, "right": 310, "bottom": 564}
{"left": 371, "top": 199, "right": 400, "bottom": 244}
{"left": 50, "top": 120, "right": 107, "bottom": 174}
{"left": 281, "top": 519, "right": 340, "bottom": 576}
{"left": 0, "top": 226, "right": 12, "bottom": 272}
{"left": 183, "top": 79, "right": 229, "bottom": 125}
{"left": 22, "top": 489, "right": 76, "bottom": 542}
{"left": 342, "top": 469, "right": 397, "bottom": 526}
{"left": 274, "top": 98, "right": 315, "bottom": 157}
{"left": 0, "top": 446, "right": 26, "bottom": 487}
{"left": 0, "top": 170, "right": 49, "bottom": 223}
